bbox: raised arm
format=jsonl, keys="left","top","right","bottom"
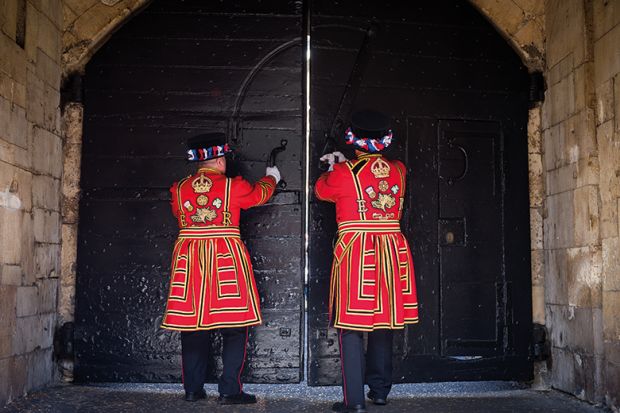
{"left": 234, "top": 175, "right": 277, "bottom": 210}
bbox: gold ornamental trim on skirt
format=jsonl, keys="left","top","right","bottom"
{"left": 338, "top": 220, "right": 401, "bottom": 234}
{"left": 178, "top": 226, "right": 241, "bottom": 239}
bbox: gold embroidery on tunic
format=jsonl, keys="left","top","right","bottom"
{"left": 371, "top": 193, "right": 396, "bottom": 211}
{"left": 365, "top": 186, "right": 377, "bottom": 199}
{"left": 196, "top": 195, "right": 209, "bottom": 206}
{"left": 370, "top": 158, "right": 390, "bottom": 178}
{"left": 222, "top": 211, "right": 232, "bottom": 226}
{"left": 357, "top": 199, "right": 368, "bottom": 213}
{"left": 378, "top": 180, "right": 389, "bottom": 192}
{"left": 192, "top": 174, "right": 212, "bottom": 193}
{"left": 183, "top": 200, "right": 194, "bottom": 211}
{"left": 372, "top": 212, "right": 395, "bottom": 220}
{"left": 191, "top": 207, "right": 217, "bottom": 223}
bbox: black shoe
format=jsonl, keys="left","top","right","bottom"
{"left": 367, "top": 391, "right": 387, "bottom": 405}
{"left": 184, "top": 389, "right": 206, "bottom": 402}
{"left": 217, "top": 391, "right": 257, "bottom": 405}
{"left": 332, "top": 401, "right": 367, "bottom": 413}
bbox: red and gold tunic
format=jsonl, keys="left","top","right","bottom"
{"left": 161, "top": 167, "right": 276, "bottom": 331}
{"left": 315, "top": 153, "right": 419, "bottom": 331}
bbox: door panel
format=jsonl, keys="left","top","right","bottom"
{"left": 75, "top": 0, "right": 304, "bottom": 383}
{"left": 308, "top": 0, "right": 532, "bottom": 384}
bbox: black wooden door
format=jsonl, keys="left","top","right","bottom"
{"left": 308, "top": 0, "right": 532, "bottom": 384}
{"left": 75, "top": 0, "right": 304, "bottom": 382}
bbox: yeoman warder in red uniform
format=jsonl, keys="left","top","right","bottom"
{"left": 315, "top": 110, "right": 419, "bottom": 413}
{"left": 161, "top": 132, "right": 281, "bottom": 404}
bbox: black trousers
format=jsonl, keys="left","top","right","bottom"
{"left": 338, "top": 328, "right": 393, "bottom": 407}
{"left": 181, "top": 327, "right": 249, "bottom": 395}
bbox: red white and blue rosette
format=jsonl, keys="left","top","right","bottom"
{"left": 187, "top": 143, "right": 232, "bottom": 161}
{"left": 344, "top": 127, "right": 392, "bottom": 153}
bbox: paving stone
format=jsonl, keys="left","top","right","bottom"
{"left": 0, "top": 383, "right": 608, "bottom": 413}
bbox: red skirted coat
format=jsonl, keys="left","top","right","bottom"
{"left": 161, "top": 167, "right": 276, "bottom": 331}
{"left": 315, "top": 153, "right": 419, "bottom": 331}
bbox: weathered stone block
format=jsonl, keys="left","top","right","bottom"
{"left": 530, "top": 207, "right": 543, "bottom": 250}
{"left": 0, "top": 285, "right": 17, "bottom": 329}
{"left": 528, "top": 106, "right": 542, "bottom": 153}
{"left": 12, "top": 313, "right": 55, "bottom": 355}
{"left": 0, "top": 264, "right": 22, "bottom": 285}
{"left": 16, "top": 285, "right": 38, "bottom": 317}
{"left": 545, "top": 156, "right": 599, "bottom": 196}
{"left": 0, "top": 0, "right": 18, "bottom": 41}
{"left": 545, "top": 248, "right": 569, "bottom": 305}
{"left": 532, "top": 284, "right": 545, "bottom": 324}
{"left": 546, "top": 72, "right": 576, "bottom": 126}
{"left": 593, "top": 0, "right": 620, "bottom": 41}
{"left": 573, "top": 63, "right": 594, "bottom": 115}
{"left": 0, "top": 160, "right": 32, "bottom": 212}
{"left": 0, "top": 31, "right": 26, "bottom": 84}
{"left": 544, "top": 191, "right": 574, "bottom": 249}
{"left": 25, "top": 2, "right": 40, "bottom": 63}
{"left": 573, "top": 185, "right": 601, "bottom": 247}
{"left": 615, "top": 73, "right": 620, "bottom": 132}
{"left": 594, "top": 23, "right": 620, "bottom": 84}
{"left": 0, "top": 355, "right": 27, "bottom": 405}
{"left": 27, "top": 347, "right": 54, "bottom": 391}
{"left": 531, "top": 248, "right": 544, "bottom": 285}
{"left": 597, "top": 120, "right": 620, "bottom": 239}
{"left": 567, "top": 245, "right": 602, "bottom": 308}
{"left": 34, "top": 242, "right": 60, "bottom": 279}
{"left": 547, "top": 0, "right": 589, "bottom": 66}
{"left": 31, "top": 126, "right": 62, "bottom": 178}
{"left": 549, "top": 346, "right": 604, "bottom": 402}
{"left": 604, "top": 358, "right": 620, "bottom": 412}
{"left": 596, "top": 78, "right": 614, "bottom": 125}
{"left": 547, "top": 304, "right": 598, "bottom": 354}
{"left": 603, "top": 290, "right": 620, "bottom": 342}
{"left": 32, "top": 174, "right": 60, "bottom": 212}
{"left": 0, "top": 208, "right": 24, "bottom": 264}
{"left": 36, "top": 13, "right": 61, "bottom": 62}
{"left": 0, "top": 95, "right": 28, "bottom": 148}
{"left": 528, "top": 154, "right": 544, "bottom": 207}
{"left": 35, "top": 48, "right": 61, "bottom": 91}
{"left": 33, "top": 208, "right": 61, "bottom": 244}
{"left": 37, "top": 278, "right": 57, "bottom": 313}
{"left": 19, "top": 211, "right": 34, "bottom": 285}
{"left": 61, "top": 103, "right": 83, "bottom": 224}
{"left": 0, "top": 71, "right": 26, "bottom": 109}
{"left": 0, "top": 138, "right": 31, "bottom": 171}
{"left": 602, "top": 237, "right": 620, "bottom": 292}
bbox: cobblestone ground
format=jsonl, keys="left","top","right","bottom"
{"left": 1, "top": 382, "right": 609, "bottom": 413}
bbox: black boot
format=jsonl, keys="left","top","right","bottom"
{"left": 217, "top": 391, "right": 257, "bottom": 405}
{"left": 184, "top": 388, "right": 206, "bottom": 402}
{"left": 332, "top": 401, "right": 367, "bottom": 413}
{"left": 367, "top": 390, "right": 387, "bottom": 405}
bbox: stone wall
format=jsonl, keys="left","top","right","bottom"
{"left": 542, "top": 0, "right": 619, "bottom": 409}
{"left": 0, "top": 0, "right": 618, "bottom": 411}
{"left": 0, "top": 0, "right": 63, "bottom": 405}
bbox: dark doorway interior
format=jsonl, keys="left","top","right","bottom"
{"left": 76, "top": 0, "right": 304, "bottom": 382}
{"left": 75, "top": 0, "right": 532, "bottom": 385}
{"left": 307, "top": 0, "right": 532, "bottom": 384}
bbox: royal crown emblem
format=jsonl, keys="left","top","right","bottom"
{"left": 370, "top": 157, "right": 391, "bottom": 178}
{"left": 192, "top": 173, "right": 212, "bottom": 193}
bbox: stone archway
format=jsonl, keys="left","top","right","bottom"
{"left": 58, "top": 0, "right": 547, "bottom": 382}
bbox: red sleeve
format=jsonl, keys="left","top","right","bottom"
{"left": 169, "top": 182, "right": 179, "bottom": 218}
{"left": 314, "top": 162, "right": 346, "bottom": 202}
{"left": 233, "top": 175, "right": 277, "bottom": 210}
